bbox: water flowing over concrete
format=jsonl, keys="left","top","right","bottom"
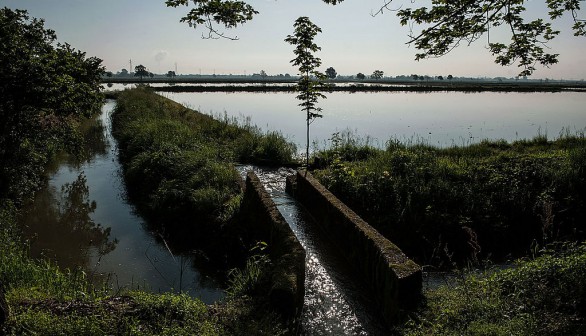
{"left": 236, "top": 166, "right": 389, "bottom": 335}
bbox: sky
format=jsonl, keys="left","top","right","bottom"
{"left": 4, "top": 0, "right": 586, "bottom": 79}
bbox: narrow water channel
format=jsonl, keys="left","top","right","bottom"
{"left": 237, "top": 165, "right": 389, "bottom": 335}
{"left": 19, "top": 101, "right": 224, "bottom": 303}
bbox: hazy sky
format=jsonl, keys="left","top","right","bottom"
{"left": 4, "top": 0, "right": 585, "bottom": 79}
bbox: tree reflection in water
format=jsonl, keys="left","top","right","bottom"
{"left": 21, "top": 173, "right": 118, "bottom": 270}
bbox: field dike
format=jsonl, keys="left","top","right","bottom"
{"left": 238, "top": 171, "right": 306, "bottom": 319}
{"left": 286, "top": 170, "right": 422, "bottom": 324}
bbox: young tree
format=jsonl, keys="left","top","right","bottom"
{"left": 356, "top": 72, "right": 366, "bottom": 80}
{"left": 285, "top": 16, "right": 328, "bottom": 168}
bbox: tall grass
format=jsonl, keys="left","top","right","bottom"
{"left": 401, "top": 243, "right": 586, "bottom": 335}
{"left": 112, "top": 87, "right": 296, "bottom": 242}
{"left": 314, "top": 133, "right": 586, "bottom": 267}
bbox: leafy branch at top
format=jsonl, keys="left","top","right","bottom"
{"left": 374, "top": 0, "right": 585, "bottom": 76}
{"left": 165, "top": 0, "right": 342, "bottom": 40}
{"left": 166, "top": 0, "right": 584, "bottom": 75}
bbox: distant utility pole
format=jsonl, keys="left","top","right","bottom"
{"left": 129, "top": 59, "right": 132, "bottom": 73}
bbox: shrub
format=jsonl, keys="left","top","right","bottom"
{"left": 314, "top": 134, "right": 586, "bottom": 267}
{"left": 401, "top": 243, "right": 586, "bottom": 335}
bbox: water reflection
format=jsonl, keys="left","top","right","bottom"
{"left": 20, "top": 101, "right": 224, "bottom": 302}
{"left": 21, "top": 173, "right": 117, "bottom": 270}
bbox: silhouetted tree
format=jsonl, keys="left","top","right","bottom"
{"left": 134, "top": 65, "right": 149, "bottom": 81}
{"left": 356, "top": 72, "right": 366, "bottom": 80}
{"left": 0, "top": 8, "right": 104, "bottom": 202}
{"left": 166, "top": 70, "right": 176, "bottom": 78}
{"left": 325, "top": 67, "right": 337, "bottom": 79}
{"left": 259, "top": 70, "right": 267, "bottom": 78}
{"left": 285, "top": 16, "right": 328, "bottom": 168}
{"left": 371, "top": 70, "right": 384, "bottom": 79}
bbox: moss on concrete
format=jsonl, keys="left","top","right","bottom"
{"left": 288, "top": 170, "right": 421, "bottom": 324}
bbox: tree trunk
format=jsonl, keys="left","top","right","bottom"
{"left": 306, "top": 108, "right": 310, "bottom": 169}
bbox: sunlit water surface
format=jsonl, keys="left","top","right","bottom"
{"left": 237, "top": 166, "right": 389, "bottom": 335}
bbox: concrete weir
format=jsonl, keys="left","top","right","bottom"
{"left": 286, "top": 170, "right": 422, "bottom": 324}
{"left": 240, "top": 171, "right": 306, "bottom": 319}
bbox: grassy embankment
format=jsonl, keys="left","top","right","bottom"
{"left": 312, "top": 132, "right": 586, "bottom": 334}
{"left": 399, "top": 243, "right": 586, "bottom": 335}
{"left": 1, "top": 87, "right": 296, "bottom": 335}
{"left": 314, "top": 132, "right": 586, "bottom": 267}
{"left": 111, "top": 87, "right": 296, "bottom": 252}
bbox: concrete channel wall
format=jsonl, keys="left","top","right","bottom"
{"left": 240, "top": 172, "right": 306, "bottom": 319}
{"left": 286, "top": 170, "right": 422, "bottom": 324}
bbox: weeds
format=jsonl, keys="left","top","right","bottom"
{"left": 401, "top": 243, "right": 586, "bottom": 335}
{"left": 112, "top": 87, "right": 296, "bottom": 237}
{"left": 314, "top": 133, "right": 586, "bottom": 267}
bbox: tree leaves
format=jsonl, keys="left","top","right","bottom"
{"left": 285, "top": 17, "right": 329, "bottom": 167}
{"left": 166, "top": 0, "right": 584, "bottom": 75}
{"left": 391, "top": 0, "right": 583, "bottom": 76}
{"left": 0, "top": 8, "right": 104, "bottom": 202}
{"left": 165, "top": 0, "right": 259, "bottom": 39}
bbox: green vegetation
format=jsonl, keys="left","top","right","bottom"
{"left": 0, "top": 8, "right": 104, "bottom": 207}
{"left": 314, "top": 132, "right": 586, "bottom": 267}
{"left": 112, "top": 87, "right": 296, "bottom": 244}
{"left": 401, "top": 243, "right": 586, "bottom": 335}
{"left": 285, "top": 16, "right": 328, "bottom": 168}
{"left": 0, "top": 9, "right": 286, "bottom": 334}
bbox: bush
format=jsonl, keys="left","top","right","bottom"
{"left": 401, "top": 243, "right": 586, "bottom": 335}
{"left": 314, "top": 135, "right": 586, "bottom": 267}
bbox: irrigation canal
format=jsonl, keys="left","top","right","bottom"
{"left": 236, "top": 166, "right": 389, "bottom": 335}
{"left": 20, "top": 100, "right": 422, "bottom": 334}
